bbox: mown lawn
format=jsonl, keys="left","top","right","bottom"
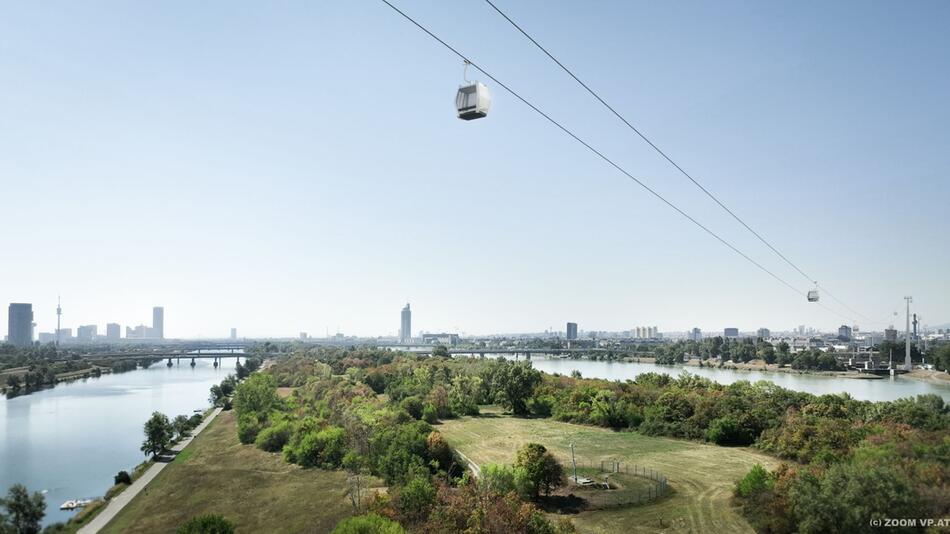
{"left": 101, "top": 410, "right": 384, "bottom": 534}
{"left": 438, "top": 407, "right": 780, "bottom": 534}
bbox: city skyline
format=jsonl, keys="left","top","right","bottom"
{"left": 2, "top": 296, "right": 941, "bottom": 342}
{"left": 1, "top": 2, "right": 947, "bottom": 338}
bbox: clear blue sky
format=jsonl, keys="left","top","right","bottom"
{"left": 2, "top": 1, "right": 948, "bottom": 338}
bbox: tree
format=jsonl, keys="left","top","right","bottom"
{"left": 492, "top": 362, "right": 541, "bottom": 415}
{"left": 5, "top": 374, "right": 21, "bottom": 390}
{"left": 514, "top": 443, "right": 563, "bottom": 498}
{"left": 172, "top": 414, "right": 191, "bottom": 440}
{"left": 0, "top": 484, "right": 45, "bottom": 534}
{"left": 176, "top": 514, "right": 235, "bottom": 534}
{"left": 431, "top": 345, "right": 450, "bottom": 358}
{"left": 232, "top": 373, "right": 280, "bottom": 418}
{"left": 331, "top": 513, "right": 405, "bottom": 534}
{"left": 141, "top": 412, "right": 173, "bottom": 458}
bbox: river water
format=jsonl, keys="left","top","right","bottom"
{"left": 524, "top": 355, "right": 950, "bottom": 402}
{"left": 0, "top": 359, "right": 229, "bottom": 526}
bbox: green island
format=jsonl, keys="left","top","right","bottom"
{"left": 71, "top": 344, "right": 945, "bottom": 534}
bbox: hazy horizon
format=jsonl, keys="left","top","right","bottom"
{"left": 2, "top": 1, "right": 948, "bottom": 339}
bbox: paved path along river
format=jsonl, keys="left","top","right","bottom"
{"left": 78, "top": 406, "right": 224, "bottom": 534}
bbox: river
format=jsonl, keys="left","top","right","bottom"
{"left": 0, "top": 359, "right": 230, "bottom": 526}
{"left": 524, "top": 355, "right": 950, "bottom": 402}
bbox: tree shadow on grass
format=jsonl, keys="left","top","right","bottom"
{"left": 535, "top": 494, "right": 586, "bottom": 514}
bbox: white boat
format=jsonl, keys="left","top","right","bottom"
{"left": 60, "top": 499, "right": 93, "bottom": 510}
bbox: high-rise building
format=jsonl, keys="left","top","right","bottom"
{"left": 38, "top": 332, "right": 56, "bottom": 344}
{"left": 152, "top": 307, "right": 164, "bottom": 339}
{"left": 106, "top": 323, "right": 121, "bottom": 340}
{"left": 7, "top": 303, "right": 34, "bottom": 347}
{"left": 126, "top": 325, "right": 149, "bottom": 339}
{"left": 400, "top": 303, "right": 412, "bottom": 343}
{"left": 230, "top": 328, "right": 237, "bottom": 340}
{"left": 690, "top": 327, "right": 702, "bottom": 342}
{"left": 724, "top": 327, "right": 739, "bottom": 338}
{"left": 56, "top": 328, "right": 73, "bottom": 342}
{"left": 77, "top": 325, "right": 98, "bottom": 341}
{"left": 838, "top": 325, "right": 853, "bottom": 341}
{"left": 757, "top": 328, "right": 771, "bottom": 339}
{"left": 566, "top": 322, "right": 578, "bottom": 340}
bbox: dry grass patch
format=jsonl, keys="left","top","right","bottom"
{"left": 101, "top": 410, "right": 384, "bottom": 534}
{"left": 439, "top": 408, "right": 780, "bottom": 534}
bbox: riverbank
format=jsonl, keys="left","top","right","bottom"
{"left": 0, "top": 364, "right": 130, "bottom": 397}
{"left": 78, "top": 406, "right": 224, "bottom": 534}
{"left": 604, "top": 356, "right": 877, "bottom": 379}
{"left": 906, "top": 368, "right": 950, "bottom": 385}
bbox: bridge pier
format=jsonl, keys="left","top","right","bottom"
{"left": 166, "top": 358, "right": 173, "bottom": 368}
{"left": 213, "top": 357, "right": 219, "bottom": 368}
{"left": 190, "top": 357, "right": 196, "bottom": 367}
{"left": 176, "top": 356, "right": 180, "bottom": 366}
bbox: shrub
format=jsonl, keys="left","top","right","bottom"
{"left": 706, "top": 416, "right": 754, "bottom": 446}
{"left": 421, "top": 403, "right": 438, "bottom": 424}
{"left": 400, "top": 397, "right": 424, "bottom": 420}
{"left": 236, "top": 412, "right": 263, "bottom": 444}
{"left": 735, "top": 464, "right": 772, "bottom": 498}
{"left": 176, "top": 514, "right": 235, "bottom": 534}
{"left": 397, "top": 476, "right": 436, "bottom": 523}
{"left": 113, "top": 470, "right": 132, "bottom": 486}
{"left": 331, "top": 513, "right": 405, "bottom": 534}
{"left": 254, "top": 420, "right": 293, "bottom": 452}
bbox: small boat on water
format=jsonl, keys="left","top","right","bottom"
{"left": 60, "top": 499, "right": 92, "bottom": 510}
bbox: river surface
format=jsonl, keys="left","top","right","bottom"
{"left": 523, "top": 355, "right": 950, "bottom": 402}
{"left": 0, "top": 359, "right": 232, "bottom": 526}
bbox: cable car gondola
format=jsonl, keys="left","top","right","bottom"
{"left": 456, "top": 61, "right": 491, "bottom": 120}
{"left": 807, "top": 289, "right": 819, "bottom": 302}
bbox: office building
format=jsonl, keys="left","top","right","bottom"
{"left": 838, "top": 325, "right": 853, "bottom": 341}
{"left": 724, "top": 327, "right": 739, "bottom": 338}
{"left": 757, "top": 328, "right": 771, "bottom": 339}
{"left": 152, "top": 307, "right": 164, "bottom": 339}
{"left": 56, "top": 328, "right": 73, "bottom": 342}
{"left": 38, "top": 332, "right": 56, "bottom": 344}
{"left": 422, "top": 333, "right": 460, "bottom": 346}
{"left": 566, "top": 322, "right": 578, "bottom": 340}
{"left": 690, "top": 327, "right": 702, "bottom": 342}
{"left": 400, "top": 303, "right": 412, "bottom": 343}
{"left": 126, "top": 324, "right": 149, "bottom": 339}
{"left": 106, "top": 323, "right": 120, "bottom": 340}
{"left": 7, "top": 303, "right": 34, "bottom": 347}
{"left": 77, "top": 325, "right": 98, "bottom": 341}
{"left": 230, "top": 328, "right": 237, "bottom": 340}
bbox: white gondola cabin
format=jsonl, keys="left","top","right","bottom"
{"left": 456, "top": 82, "right": 491, "bottom": 120}
{"left": 807, "top": 290, "right": 819, "bottom": 302}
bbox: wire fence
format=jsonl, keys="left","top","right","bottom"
{"left": 563, "top": 458, "right": 668, "bottom": 509}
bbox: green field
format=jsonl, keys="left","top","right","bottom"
{"left": 101, "top": 410, "right": 384, "bottom": 534}
{"left": 439, "top": 408, "right": 780, "bottom": 534}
